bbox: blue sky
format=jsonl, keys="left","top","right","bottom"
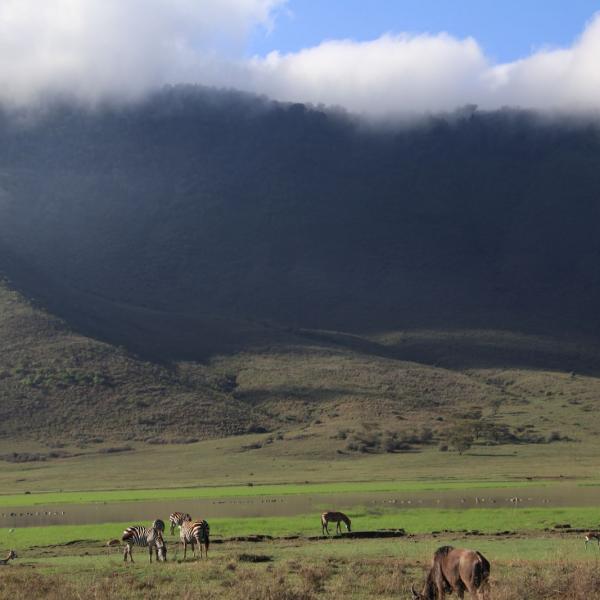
{"left": 249, "top": 0, "right": 599, "bottom": 63}
{"left": 2, "top": 1, "right": 600, "bottom": 113}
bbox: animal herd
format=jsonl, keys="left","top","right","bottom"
{"left": 5, "top": 507, "right": 600, "bottom": 598}
{"left": 114, "top": 513, "right": 210, "bottom": 563}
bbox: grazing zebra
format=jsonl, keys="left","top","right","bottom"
{"left": 0, "top": 550, "right": 16, "bottom": 565}
{"left": 152, "top": 519, "right": 166, "bottom": 534}
{"left": 122, "top": 526, "right": 167, "bottom": 563}
{"left": 585, "top": 532, "right": 600, "bottom": 549}
{"left": 321, "top": 511, "right": 352, "bottom": 535}
{"left": 169, "top": 512, "right": 192, "bottom": 536}
{"left": 179, "top": 519, "right": 210, "bottom": 559}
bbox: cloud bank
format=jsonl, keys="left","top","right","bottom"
{"left": 1, "top": 1, "right": 599, "bottom": 115}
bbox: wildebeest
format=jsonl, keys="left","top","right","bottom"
{"left": 411, "top": 546, "right": 490, "bottom": 599}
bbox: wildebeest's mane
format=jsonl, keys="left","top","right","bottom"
{"left": 420, "top": 546, "right": 455, "bottom": 598}
{"left": 433, "top": 545, "right": 455, "bottom": 559}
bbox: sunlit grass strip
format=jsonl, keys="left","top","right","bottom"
{"left": 0, "top": 479, "right": 551, "bottom": 507}
{"left": 0, "top": 506, "right": 596, "bottom": 549}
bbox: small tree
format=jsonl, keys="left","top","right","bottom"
{"left": 449, "top": 432, "right": 473, "bottom": 455}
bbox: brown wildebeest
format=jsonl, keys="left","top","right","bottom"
{"left": 411, "top": 546, "right": 490, "bottom": 599}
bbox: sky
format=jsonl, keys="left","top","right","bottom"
{"left": 0, "top": 0, "right": 599, "bottom": 115}
{"left": 247, "top": 0, "right": 598, "bottom": 64}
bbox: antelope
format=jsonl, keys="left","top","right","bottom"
{"left": 585, "top": 532, "right": 600, "bottom": 549}
{"left": 0, "top": 550, "right": 17, "bottom": 565}
{"left": 321, "top": 511, "right": 351, "bottom": 535}
{"left": 411, "top": 546, "right": 490, "bottom": 600}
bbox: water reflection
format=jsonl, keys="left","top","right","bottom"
{"left": 2, "top": 484, "right": 599, "bottom": 529}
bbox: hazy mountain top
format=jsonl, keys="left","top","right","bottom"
{"left": 1, "top": 87, "right": 599, "bottom": 361}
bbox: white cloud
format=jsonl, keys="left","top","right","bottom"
{"left": 0, "top": 0, "right": 285, "bottom": 104}
{"left": 233, "top": 12, "right": 600, "bottom": 115}
{"left": 0, "top": 2, "right": 599, "bottom": 114}
{"left": 241, "top": 33, "right": 489, "bottom": 114}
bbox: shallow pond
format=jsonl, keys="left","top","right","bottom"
{"left": 2, "top": 483, "right": 599, "bottom": 528}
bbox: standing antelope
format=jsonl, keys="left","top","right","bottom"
{"left": 0, "top": 550, "right": 16, "bottom": 565}
{"left": 179, "top": 519, "right": 210, "bottom": 559}
{"left": 122, "top": 526, "right": 167, "bottom": 563}
{"left": 585, "top": 532, "right": 600, "bottom": 548}
{"left": 169, "top": 512, "right": 192, "bottom": 536}
{"left": 321, "top": 511, "right": 351, "bottom": 535}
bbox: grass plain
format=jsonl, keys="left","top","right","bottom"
{"left": 3, "top": 277, "right": 600, "bottom": 597}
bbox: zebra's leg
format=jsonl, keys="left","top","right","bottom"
{"left": 183, "top": 540, "right": 187, "bottom": 560}
{"left": 149, "top": 546, "right": 153, "bottom": 563}
{"left": 123, "top": 545, "right": 128, "bottom": 562}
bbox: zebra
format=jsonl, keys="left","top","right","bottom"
{"left": 152, "top": 519, "right": 166, "bottom": 534}
{"left": 321, "top": 511, "right": 352, "bottom": 535}
{"left": 169, "top": 512, "right": 192, "bottom": 536}
{"left": 122, "top": 526, "right": 167, "bottom": 563}
{"left": 179, "top": 519, "right": 210, "bottom": 559}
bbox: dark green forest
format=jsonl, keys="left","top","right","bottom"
{"left": 1, "top": 87, "right": 599, "bottom": 360}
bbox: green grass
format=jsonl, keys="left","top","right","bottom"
{"left": 2, "top": 506, "right": 598, "bottom": 551}
{"left": 0, "top": 479, "right": 552, "bottom": 508}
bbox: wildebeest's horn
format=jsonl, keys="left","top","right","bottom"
{"left": 411, "top": 583, "right": 419, "bottom": 598}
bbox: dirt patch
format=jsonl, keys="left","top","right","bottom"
{"left": 237, "top": 553, "right": 273, "bottom": 563}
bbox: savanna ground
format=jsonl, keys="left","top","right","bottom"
{"left": 3, "top": 282, "right": 600, "bottom": 597}
{"left": 2, "top": 506, "right": 600, "bottom": 599}
{"left": 2, "top": 453, "right": 600, "bottom": 599}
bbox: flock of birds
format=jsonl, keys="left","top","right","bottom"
{"left": 1, "top": 511, "right": 66, "bottom": 518}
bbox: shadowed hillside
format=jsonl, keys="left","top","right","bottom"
{"left": 1, "top": 88, "right": 600, "bottom": 442}
{"left": 3, "top": 273, "right": 600, "bottom": 444}
{"left": 0, "top": 89, "right": 600, "bottom": 361}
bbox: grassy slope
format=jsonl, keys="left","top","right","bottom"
{"left": 2, "top": 276, "right": 600, "bottom": 488}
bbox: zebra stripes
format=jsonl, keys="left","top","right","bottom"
{"left": 169, "top": 512, "right": 192, "bottom": 536}
{"left": 179, "top": 519, "right": 210, "bottom": 559}
{"left": 122, "top": 526, "right": 167, "bottom": 563}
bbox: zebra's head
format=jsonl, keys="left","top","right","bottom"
{"left": 157, "top": 536, "right": 167, "bottom": 561}
{"left": 152, "top": 519, "right": 165, "bottom": 533}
